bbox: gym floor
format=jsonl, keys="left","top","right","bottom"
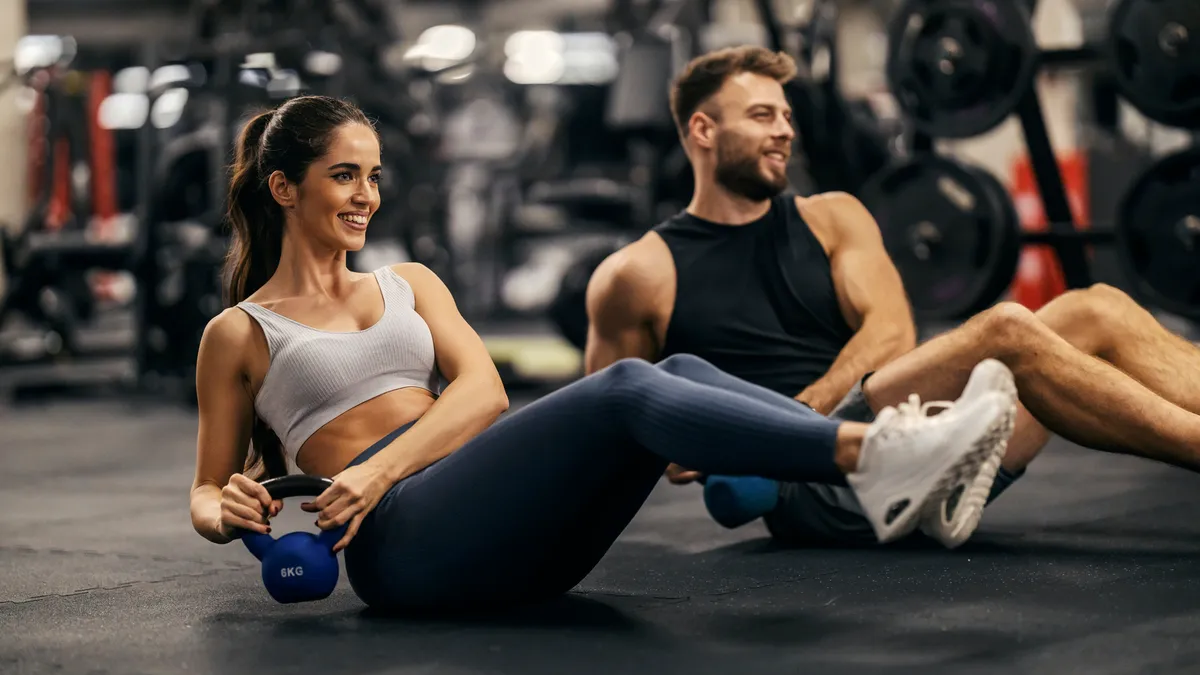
{"left": 5, "top": 393, "right": 1200, "bottom": 674}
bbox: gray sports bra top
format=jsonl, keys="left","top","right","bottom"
{"left": 236, "top": 266, "right": 441, "bottom": 460}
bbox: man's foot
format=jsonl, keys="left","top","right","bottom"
{"left": 918, "top": 359, "right": 1018, "bottom": 548}
{"left": 845, "top": 366, "right": 1017, "bottom": 544}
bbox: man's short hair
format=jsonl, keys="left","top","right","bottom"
{"left": 669, "top": 46, "right": 798, "bottom": 138}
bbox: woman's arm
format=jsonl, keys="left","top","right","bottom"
{"left": 363, "top": 263, "right": 510, "bottom": 484}
{"left": 189, "top": 310, "right": 270, "bottom": 544}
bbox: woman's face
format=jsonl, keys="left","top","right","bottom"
{"left": 291, "top": 122, "right": 382, "bottom": 252}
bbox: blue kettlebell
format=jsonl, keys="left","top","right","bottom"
{"left": 237, "top": 475, "right": 348, "bottom": 604}
{"left": 702, "top": 475, "right": 781, "bottom": 529}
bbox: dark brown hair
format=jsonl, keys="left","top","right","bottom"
{"left": 223, "top": 95, "right": 376, "bottom": 479}
{"left": 669, "top": 46, "right": 798, "bottom": 137}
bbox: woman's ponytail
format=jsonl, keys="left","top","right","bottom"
{"left": 225, "top": 110, "right": 281, "bottom": 308}
{"left": 224, "top": 110, "right": 287, "bottom": 480}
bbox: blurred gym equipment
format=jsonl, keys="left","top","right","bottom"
{"left": 774, "top": 0, "right": 896, "bottom": 196}
{"left": 0, "top": 1, "right": 456, "bottom": 402}
{"left": 0, "top": 39, "right": 143, "bottom": 397}
{"left": 522, "top": 4, "right": 702, "bottom": 353}
{"left": 859, "top": 155, "right": 1023, "bottom": 320}
{"left": 1106, "top": 0, "right": 1199, "bottom": 129}
{"left": 1115, "top": 147, "right": 1200, "bottom": 320}
{"left": 886, "top": 0, "right": 1039, "bottom": 139}
{"left": 864, "top": 0, "right": 1199, "bottom": 322}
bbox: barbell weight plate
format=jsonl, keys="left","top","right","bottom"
{"left": 886, "top": 0, "right": 1038, "bottom": 139}
{"left": 1107, "top": 0, "right": 1200, "bottom": 130}
{"left": 860, "top": 155, "right": 1021, "bottom": 321}
{"left": 965, "top": 164, "right": 1024, "bottom": 312}
{"left": 1115, "top": 147, "right": 1200, "bottom": 320}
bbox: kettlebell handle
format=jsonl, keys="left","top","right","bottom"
{"left": 259, "top": 475, "right": 334, "bottom": 499}
{"left": 260, "top": 475, "right": 349, "bottom": 552}
{"left": 262, "top": 475, "right": 346, "bottom": 549}
{"left": 236, "top": 475, "right": 340, "bottom": 560}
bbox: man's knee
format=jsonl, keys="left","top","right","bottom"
{"left": 1053, "top": 283, "right": 1132, "bottom": 318}
{"left": 1036, "top": 283, "right": 1134, "bottom": 353}
{"left": 1086, "top": 282, "right": 1135, "bottom": 304}
{"left": 1086, "top": 283, "right": 1147, "bottom": 324}
{"left": 975, "top": 302, "right": 1043, "bottom": 357}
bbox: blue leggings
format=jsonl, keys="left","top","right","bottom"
{"left": 342, "top": 355, "right": 842, "bottom": 612}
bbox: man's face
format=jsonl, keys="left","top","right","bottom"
{"left": 705, "top": 72, "right": 795, "bottom": 201}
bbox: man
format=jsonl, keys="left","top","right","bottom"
{"left": 584, "top": 45, "right": 1200, "bottom": 549}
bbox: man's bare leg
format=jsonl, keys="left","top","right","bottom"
{"left": 1038, "top": 284, "right": 1200, "bottom": 414}
{"left": 995, "top": 284, "right": 1200, "bottom": 471}
{"left": 862, "top": 301, "right": 1200, "bottom": 471}
{"left": 993, "top": 406, "right": 1050, "bottom": 472}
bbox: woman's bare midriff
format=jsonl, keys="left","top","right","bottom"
{"left": 295, "top": 387, "right": 437, "bottom": 477}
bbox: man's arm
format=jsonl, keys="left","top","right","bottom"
{"left": 586, "top": 243, "right": 709, "bottom": 483}
{"left": 583, "top": 247, "right": 661, "bottom": 374}
{"left": 796, "top": 194, "right": 917, "bottom": 414}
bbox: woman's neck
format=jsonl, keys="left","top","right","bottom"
{"left": 270, "top": 233, "right": 355, "bottom": 298}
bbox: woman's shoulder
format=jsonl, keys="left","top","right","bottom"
{"left": 386, "top": 262, "right": 432, "bottom": 280}
{"left": 386, "top": 262, "right": 455, "bottom": 290}
{"left": 200, "top": 307, "right": 260, "bottom": 355}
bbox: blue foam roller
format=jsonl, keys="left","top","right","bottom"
{"left": 703, "top": 475, "right": 780, "bottom": 529}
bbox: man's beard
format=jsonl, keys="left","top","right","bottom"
{"left": 714, "top": 135, "right": 789, "bottom": 202}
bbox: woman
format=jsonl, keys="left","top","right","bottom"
{"left": 189, "top": 96, "right": 1016, "bottom": 612}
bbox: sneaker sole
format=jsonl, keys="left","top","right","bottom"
{"left": 921, "top": 403, "right": 1016, "bottom": 548}
{"left": 922, "top": 363, "right": 1019, "bottom": 548}
{"left": 875, "top": 394, "right": 1016, "bottom": 544}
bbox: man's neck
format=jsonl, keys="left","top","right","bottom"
{"left": 686, "top": 181, "right": 773, "bottom": 225}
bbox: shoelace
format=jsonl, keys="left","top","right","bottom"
{"left": 891, "top": 394, "right": 955, "bottom": 430}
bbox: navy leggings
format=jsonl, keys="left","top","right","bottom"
{"left": 342, "top": 355, "right": 843, "bottom": 612}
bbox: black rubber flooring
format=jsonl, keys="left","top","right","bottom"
{"left": 5, "top": 397, "right": 1200, "bottom": 674}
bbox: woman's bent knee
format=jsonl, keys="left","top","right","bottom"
{"left": 656, "top": 353, "right": 708, "bottom": 374}
{"left": 601, "top": 357, "right": 656, "bottom": 381}
{"left": 589, "top": 358, "right": 659, "bottom": 409}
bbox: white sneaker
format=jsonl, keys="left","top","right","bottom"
{"left": 845, "top": 378, "right": 1017, "bottom": 544}
{"left": 918, "top": 359, "right": 1018, "bottom": 548}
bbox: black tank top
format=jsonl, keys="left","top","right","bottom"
{"left": 654, "top": 193, "right": 854, "bottom": 397}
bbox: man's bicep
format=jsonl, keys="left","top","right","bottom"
{"left": 583, "top": 322, "right": 656, "bottom": 373}
{"left": 583, "top": 255, "right": 658, "bottom": 374}
{"left": 831, "top": 198, "right": 914, "bottom": 329}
